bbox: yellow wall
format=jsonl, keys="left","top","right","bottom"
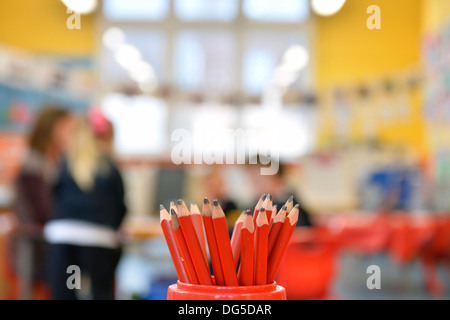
{"left": 316, "top": 0, "right": 422, "bottom": 87}
{"left": 422, "top": 0, "right": 450, "bottom": 32}
{"left": 315, "top": 0, "right": 428, "bottom": 155}
{"left": 0, "top": 0, "right": 95, "bottom": 55}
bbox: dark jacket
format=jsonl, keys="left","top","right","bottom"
{"left": 15, "top": 150, "right": 56, "bottom": 232}
{"left": 13, "top": 149, "right": 56, "bottom": 281}
{"left": 51, "top": 158, "right": 127, "bottom": 230}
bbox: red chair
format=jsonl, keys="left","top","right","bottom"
{"left": 276, "top": 228, "right": 338, "bottom": 300}
{"left": 388, "top": 215, "right": 436, "bottom": 265}
{"left": 0, "top": 213, "right": 18, "bottom": 300}
{"left": 333, "top": 213, "right": 391, "bottom": 254}
{"left": 420, "top": 215, "right": 450, "bottom": 297}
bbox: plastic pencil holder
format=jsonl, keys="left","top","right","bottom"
{"left": 167, "top": 281, "right": 286, "bottom": 300}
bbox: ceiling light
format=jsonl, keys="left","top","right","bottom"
{"left": 282, "top": 45, "right": 309, "bottom": 72}
{"left": 114, "top": 44, "right": 142, "bottom": 70}
{"left": 103, "top": 27, "right": 126, "bottom": 51}
{"left": 311, "top": 0, "right": 346, "bottom": 17}
{"left": 61, "top": 0, "right": 98, "bottom": 14}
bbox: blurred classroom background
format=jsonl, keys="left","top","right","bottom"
{"left": 1, "top": 0, "right": 450, "bottom": 300}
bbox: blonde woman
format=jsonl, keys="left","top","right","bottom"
{"left": 44, "top": 114, "right": 126, "bottom": 300}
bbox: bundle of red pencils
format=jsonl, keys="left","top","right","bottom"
{"left": 160, "top": 194, "right": 299, "bottom": 286}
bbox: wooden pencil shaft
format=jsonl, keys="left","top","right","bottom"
{"left": 267, "top": 207, "right": 287, "bottom": 256}
{"left": 213, "top": 216, "right": 239, "bottom": 286}
{"left": 202, "top": 214, "right": 225, "bottom": 286}
{"left": 178, "top": 215, "right": 213, "bottom": 285}
{"left": 190, "top": 212, "right": 208, "bottom": 265}
{"left": 269, "top": 205, "right": 277, "bottom": 227}
{"left": 202, "top": 197, "right": 225, "bottom": 285}
{"left": 238, "top": 214, "right": 255, "bottom": 286}
{"left": 252, "top": 194, "right": 266, "bottom": 224}
{"left": 267, "top": 221, "right": 283, "bottom": 257}
{"left": 254, "top": 224, "right": 268, "bottom": 285}
{"left": 177, "top": 201, "right": 213, "bottom": 285}
{"left": 212, "top": 201, "right": 239, "bottom": 286}
{"left": 238, "top": 229, "right": 254, "bottom": 286}
{"left": 171, "top": 211, "right": 199, "bottom": 284}
{"left": 262, "top": 195, "right": 273, "bottom": 222}
{"left": 266, "top": 208, "right": 299, "bottom": 283}
{"left": 230, "top": 211, "right": 245, "bottom": 269}
{"left": 160, "top": 218, "right": 190, "bottom": 283}
{"left": 266, "top": 223, "right": 293, "bottom": 283}
{"left": 254, "top": 208, "right": 269, "bottom": 285}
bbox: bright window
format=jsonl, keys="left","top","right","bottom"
{"left": 241, "top": 105, "right": 316, "bottom": 158}
{"left": 103, "top": 0, "right": 169, "bottom": 21}
{"left": 171, "top": 103, "right": 239, "bottom": 159}
{"left": 243, "top": 31, "right": 309, "bottom": 95}
{"left": 174, "top": 30, "right": 236, "bottom": 93}
{"left": 174, "top": 0, "right": 239, "bottom": 21}
{"left": 101, "top": 28, "right": 166, "bottom": 89}
{"left": 101, "top": 93, "right": 169, "bottom": 155}
{"left": 243, "top": 0, "right": 309, "bottom": 22}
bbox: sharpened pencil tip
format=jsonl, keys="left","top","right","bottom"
{"left": 288, "top": 195, "right": 294, "bottom": 202}
{"left": 282, "top": 205, "right": 287, "bottom": 210}
{"left": 170, "top": 208, "right": 177, "bottom": 215}
{"left": 260, "top": 207, "right": 265, "bottom": 212}
{"left": 246, "top": 210, "right": 252, "bottom": 215}
{"left": 177, "top": 199, "right": 183, "bottom": 205}
{"left": 294, "top": 204, "right": 300, "bottom": 209}
{"left": 261, "top": 194, "right": 266, "bottom": 200}
{"left": 213, "top": 199, "right": 219, "bottom": 207}
{"left": 203, "top": 197, "right": 209, "bottom": 204}
{"left": 267, "top": 194, "right": 272, "bottom": 200}
{"left": 170, "top": 201, "right": 175, "bottom": 207}
{"left": 160, "top": 204, "right": 164, "bottom": 210}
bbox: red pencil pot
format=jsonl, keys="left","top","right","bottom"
{"left": 167, "top": 281, "right": 286, "bottom": 300}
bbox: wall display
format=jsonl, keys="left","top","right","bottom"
{"left": 0, "top": 44, "right": 95, "bottom": 131}
{"left": 423, "top": 19, "right": 450, "bottom": 210}
{"left": 324, "top": 72, "right": 417, "bottom": 148}
{"left": 423, "top": 21, "right": 450, "bottom": 125}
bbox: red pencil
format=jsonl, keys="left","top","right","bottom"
{"left": 201, "top": 198, "right": 225, "bottom": 286}
{"left": 170, "top": 207, "right": 199, "bottom": 284}
{"left": 212, "top": 200, "right": 239, "bottom": 286}
{"left": 254, "top": 207, "right": 269, "bottom": 285}
{"left": 261, "top": 194, "right": 273, "bottom": 222}
{"left": 230, "top": 210, "right": 246, "bottom": 269}
{"left": 160, "top": 205, "right": 190, "bottom": 284}
{"left": 237, "top": 210, "right": 254, "bottom": 286}
{"left": 285, "top": 195, "right": 294, "bottom": 213}
{"left": 252, "top": 194, "right": 266, "bottom": 225}
{"left": 269, "top": 204, "right": 277, "bottom": 228}
{"left": 176, "top": 200, "right": 213, "bottom": 285}
{"left": 267, "top": 204, "right": 299, "bottom": 283}
{"left": 190, "top": 201, "right": 208, "bottom": 266}
{"left": 268, "top": 205, "right": 287, "bottom": 257}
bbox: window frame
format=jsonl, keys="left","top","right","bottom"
{"left": 98, "top": 0, "right": 315, "bottom": 99}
